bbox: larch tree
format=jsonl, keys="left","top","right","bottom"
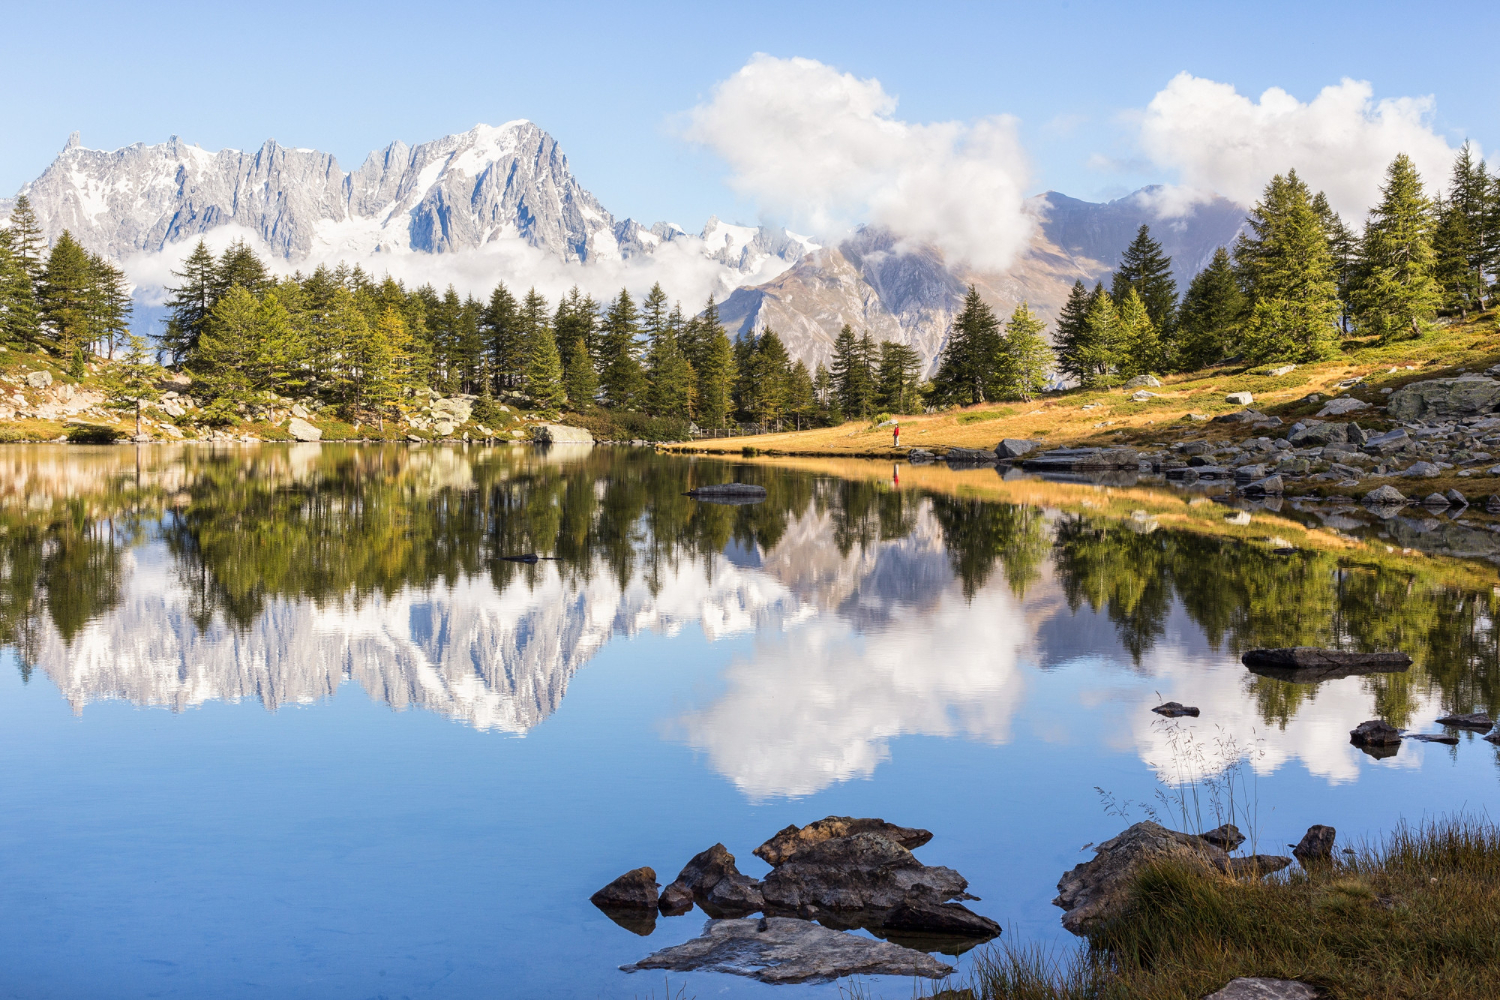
{"left": 1352, "top": 153, "right": 1440, "bottom": 342}
{"left": 1076, "top": 290, "right": 1124, "bottom": 388}
{"left": 161, "top": 240, "right": 218, "bottom": 365}
{"left": 1110, "top": 224, "right": 1178, "bottom": 340}
{"left": 39, "top": 231, "right": 93, "bottom": 371}
{"left": 1115, "top": 288, "right": 1162, "bottom": 378}
{"left": 1175, "top": 247, "right": 1243, "bottom": 371}
{"left": 1234, "top": 170, "right": 1341, "bottom": 362}
{"left": 932, "top": 286, "right": 1001, "bottom": 405}
{"left": 996, "top": 302, "right": 1053, "bottom": 402}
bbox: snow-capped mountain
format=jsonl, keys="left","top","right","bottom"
{"left": 3, "top": 124, "right": 1245, "bottom": 370}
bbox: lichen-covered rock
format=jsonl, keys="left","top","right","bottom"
{"left": 1055, "top": 822, "right": 1219, "bottom": 934}
{"left": 1387, "top": 376, "right": 1500, "bottom": 420}
{"left": 760, "top": 832, "right": 966, "bottom": 914}
{"left": 1363, "top": 485, "right": 1407, "bottom": 504}
{"left": 754, "top": 817, "right": 933, "bottom": 866}
{"left": 1225, "top": 391, "right": 1254, "bottom": 405}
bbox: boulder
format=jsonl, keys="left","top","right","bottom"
{"left": 1241, "top": 474, "right": 1284, "bottom": 496}
{"left": 1243, "top": 647, "right": 1411, "bottom": 682}
{"left": 25, "top": 370, "right": 52, "bottom": 389}
{"left": 665, "top": 844, "right": 762, "bottom": 915}
{"left": 686, "top": 483, "right": 767, "bottom": 501}
{"left": 1317, "top": 396, "right": 1370, "bottom": 417}
{"left": 287, "top": 416, "right": 322, "bottom": 442}
{"left": 1200, "top": 824, "right": 1247, "bottom": 852}
{"left": 433, "top": 420, "right": 456, "bottom": 437}
{"left": 1407, "top": 733, "right": 1460, "bottom": 744}
{"left": 1362, "top": 427, "right": 1410, "bottom": 454}
{"left": 1287, "top": 420, "right": 1347, "bottom": 446}
{"left": 1488, "top": 494, "right": 1500, "bottom": 513}
{"left": 945, "top": 447, "right": 998, "bottom": 464}
{"left": 1292, "top": 825, "right": 1336, "bottom": 869}
{"left": 754, "top": 816, "right": 933, "bottom": 866}
{"left": 1124, "top": 375, "right": 1162, "bottom": 388}
{"left": 907, "top": 447, "right": 936, "bottom": 462}
{"left": 1130, "top": 390, "right": 1157, "bottom": 401}
{"left": 532, "top": 423, "right": 595, "bottom": 445}
{"left": 1349, "top": 719, "right": 1403, "bottom": 746}
{"left": 1387, "top": 376, "right": 1500, "bottom": 421}
{"left": 1203, "top": 978, "right": 1320, "bottom": 1000}
{"left": 1362, "top": 485, "right": 1406, "bottom": 505}
{"left": 1215, "top": 409, "right": 1268, "bottom": 424}
{"left": 879, "top": 896, "right": 1001, "bottom": 940}
{"left": 1403, "top": 461, "right": 1442, "bottom": 478}
{"left": 996, "top": 438, "right": 1037, "bottom": 459}
{"left": 430, "top": 396, "right": 474, "bottom": 425}
{"left": 1054, "top": 822, "right": 1288, "bottom": 935}
{"left": 1022, "top": 447, "right": 1139, "bottom": 471}
{"left": 1152, "top": 702, "right": 1200, "bottom": 718}
{"left": 1225, "top": 391, "right": 1254, "bottom": 405}
{"left": 1446, "top": 489, "right": 1468, "bottom": 506}
{"left": 760, "top": 832, "right": 968, "bottom": 915}
{"left": 1264, "top": 365, "right": 1296, "bottom": 377}
{"left": 704, "top": 873, "right": 765, "bottom": 915}
{"left": 591, "top": 867, "right": 660, "bottom": 909}
{"left": 659, "top": 882, "right": 694, "bottom": 915}
{"left": 1436, "top": 711, "right": 1493, "bottom": 729}
{"left": 621, "top": 916, "right": 953, "bottom": 984}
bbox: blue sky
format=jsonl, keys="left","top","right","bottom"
{"left": 4, "top": 0, "right": 1496, "bottom": 228}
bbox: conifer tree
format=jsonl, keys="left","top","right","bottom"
{"left": 1076, "top": 290, "right": 1124, "bottom": 388}
{"left": 40, "top": 231, "right": 93, "bottom": 368}
{"left": 1433, "top": 142, "right": 1491, "bottom": 316}
{"left": 350, "top": 306, "right": 401, "bottom": 421}
{"left": 813, "top": 361, "right": 833, "bottom": 409}
{"left": 1110, "top": 224, "right": 1178, "bottom": 339}
{"left": 786, "top": 360, "right": 817, "bottom": 430}
{"left": 5, "top": 194, "right": 46, "bottom": 281}
{"left": 1234, "top": 170, "right": 1342, "bottom": 362}
{"left": 696, "top": 328, "right": 736, "bottom": 428}
{"left": 85, "top": 253, "right": 132, "bottom": 359}
{"left": 932, "top": 286, "right": 1001, "bottom": 404}
{"left": 1052, "top": 280, "right": 1095, "bottom": 385}
{"left": 520, "top": 288, "right": 565, "bottom": 409}
{"left": 1116, "top": 288, "right": 1162, "bottom": 378}
{"left": 161, "top": 240, "right": 218, "bottom": 364}
{"left": 644, "top": 312, "right": 693, "bottom": 418}
{"left": 1352, "top": 153, "right": 1441, "bottom": 342}
{"left": 191, "top": 285, "right": 259, "bottom": 404}
{"left": 830, "top": 323, "right": 875, "bottom": 418}
{"left": 552, "top": 286, "right": 594, "bottom": 380}
{"left": 639, "top": 282, "right": 669, "bottom": 347}
{"left": 598, "top": 288, "right": 645, "bottom": 408}
{"left": 102, "top": 331, "right": 161, "bottom": 437}
{"left": 1175, "top": 247, "right": 1244, "bottom": 371}
{"left": 564, "top": 336, "right": 598, "bottom": 408}
{"left": 996, "top": 302, "right": 1053, "bottom": 401}
{"left": 215, "top": 240, "right": 273, "bottom": 298}
{"left": 481, "top": 283, "right": 522, "bottom": 391}
{"left": 876, "top": 341, "right": 923, "bottom": 413}
{"left": 1312, "top": 192, "right": 1358, "bottom": 331}
{"left": 0, "top": 229, "right": 41, "bottom": 349}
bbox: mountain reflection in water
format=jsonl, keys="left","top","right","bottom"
{"left": 1, "top": 443, "right": 1497, "bottom": 797}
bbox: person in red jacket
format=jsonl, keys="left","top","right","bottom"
{"left": 893, "top": 420, "right": 900, "bottom": 448}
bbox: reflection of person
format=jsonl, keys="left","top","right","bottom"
{"left": 893, "top": 421, "right": 900, "bottom": 448}
{"left": 893, "top": 464, "right": 900, "bottom": 487}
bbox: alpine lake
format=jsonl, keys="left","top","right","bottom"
{"left": 2, "top": 442, "right": 1498, "bottom": 999}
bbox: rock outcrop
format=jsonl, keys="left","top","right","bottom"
{"left": 760, "top": 832, "right": 969, "bottom": 915}
{"left": 754, "top": 816, "right": 933, "bottom": 865}
{"left": 662, "top": 844, "right": 763, "bottom": 917}
{"left": 1204, "top": 978, "right": 1320, "bottom": 1000}
{"left": 1387, "top": 376, "right": 1500, "bottom": 421}
{"left": 531, "top": 423, "right": 594, "bottom": 445}
{"left": 590, "top": 867, "right": 660, "bottom": 909}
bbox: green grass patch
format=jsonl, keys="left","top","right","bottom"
{"left": 65, "top": 424, "right": 125, "bottom": 444}
{"left": 957, "top": 407, "right": 1018, "bottom": 424}
{"left": 565, "top": 408, "right": 691, "bottom": 442}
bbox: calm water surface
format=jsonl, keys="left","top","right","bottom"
{"left": 1, "top": 444, "right": 1497, "bottom": 999}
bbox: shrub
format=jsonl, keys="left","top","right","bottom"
{"left": 66, "top": 424, "right": 125, "bottom": 444}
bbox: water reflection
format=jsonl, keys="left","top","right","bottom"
{"left": 2, "top": 444, "right": 1497, "bottom": 795}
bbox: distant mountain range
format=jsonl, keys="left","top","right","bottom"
{"left": 2, "top": 123, "right": 1247, "bottom": 371}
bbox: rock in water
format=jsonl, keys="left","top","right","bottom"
{"left": 1407, "top": 733, "right": 1460, "bottom": 744}
{"left": 1349, "top": 720, "right": 1403, "bottom": 746}
{"left": 754, "top": 816, "right": 933, "bottom": 866}
{"left": 1436, "top": 711, "right": 1493, "bottom": 729}
{"left": 1200, "top": 824, "right": 1246, "bottom": 852}
{"left": 1204, "top": 978, "right": 1320, "bottom": 1000}
{"left": 685, "top": 483, "right": 767, "bottom": 499}
{"left": 287, "top": 416, "right": 322, "bottom": 442}
{"left": 1152, "top": 702, "right": 1200, "bottom": 718}
{"left": 1242, "top": 647, "right": 1411, "bottom": 682}
{"left": 663, "top": 844, "right": 763, "bottom": 916}
{"left": 621, "top": 916, "right": 953, "bottom": 984}
{"left": 591, "top": 867, "right": 660, "bottom": 909}
{"left": 1362, "top": 485, "right": 1407, "bottom": 505}
{"left": 879, "top": 896, "right": 1001, "bottom": 940}
{"left": 996, "top": 438, "right": 1037, "bottom": 459}
{"left": 760, "top": 832, "right": 967, "bottom": 914}
{"left": 945, "top": 447, "right": 998, "bottom": 464}
{"left": 1292, "top": 825, "right": 1336, "bottom": 869}
{"left": 658, "top": 882, "right": 694, "bottom": 915}
{"left": 597, "top": 906, "right": 658, "bottom": 936}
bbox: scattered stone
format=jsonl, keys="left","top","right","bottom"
{"left": 996, "top": 438, "right": 1037, "bottom": 459}
{"left": 25, "top": 370, "right": 52, "bottom": 389}
{"left": 1406, "top": 733, "right": 1460, "bottom": 744}
{"left": 591, "top": 867, "right": 660, "bottom": 909}
{"left": 287, "top": 416, "right": 322, "bottom": 442}
{"left": 1125, "top": 375, "right": 1162, "bottom": 388}
{"left": 433, "top": 420, "right": 456, "bottom": 436}
{"left": 1446, "top": 489, "right": 1468, "bottom": 506}
{"left": 1244, "top": 648, "right": 1412, "bottom": 682}
{"left": 1203, "top": 977, "right": 1320, "bottom": 1000}
{"left": 1241, "top": 474, "right": 1284, "bottom": 496}
{"left": 1423, "top": 492, "right": 1450, "bottom": 506}
{"left": 1292, "top": 825, "right": 1336, "bottom": 868}
{"left": 1387, "top": 376, "right": 1500, "bottom": 421}
{"left": 1022, "top": 447, "right": 1139, "bottom": 471}
{"left": 1225, "top": 391, "right": 1254, "bottom": 405}
{"left": 621, "top": 916, "right": 953, "bottom": 984}
{"left": 1403, "top": 461, "right": 1442, "bottom": 478}
{"left": 1362, "top": 427, "right": 1411, "bottom": 454}
{"left": 761, "top": 832, "right": 969, "bottom": 915}
{"left": 1187, "top": 413, "right": 1210, "bottom": 422}
{"left": 1317, "top": 396, "right": 1370, "bottom": 417}
{"left": 1130, "top": 390, "right": 1157, "bottom": 401}
{"left": 532, "top": 423, "right": 595, "bottom": 445}
{"left": 1436, "top": 711, "right": 1493, "bottom": 729}
{"left": 1362, "top": 485, "right": 1407, "bottom": 505}
{"left": 1349, "top": 719, "right": 1403, "bottom": 746}
{"left": 755, "top": 817, "right": 935, "bottom": 866}
{"left": 290, "top": 403, "right": 311, "bottom": 419}
{"left": 1152, "top": 702, "right": 1200, "bottom": 718}
{"left": 1234, "top": 464, "right": 1268, "bottom": 482}
{"left": 1215, "top": 409, "right": 1268, "bottom": 424}
{"left": 1264, "top": 365, "right": 1296, "bottom": 377}
{"left": 945, "top": 446, "right": 999, "bottom": 463}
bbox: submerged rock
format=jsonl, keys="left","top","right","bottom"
{"left": 1349, "top": 719, "right": 1403, "bottom": 746}
{"left": 1242, "top": 647, "right": 1411, "bottom": 682}
{"left": 1292, "top": 825, "right": 1336, "bottom": 868}
{"left": 591, "top": 867, "right": 660, "bottom": 909}
{"left": 621, "top": 916, "right": 953, "bottom": 984}
{"left": 879, "top": 896, "right": 1001, "bottom": 940}
{"left": 1436, "top": 711, "right": 1493, "bottom": 729}
{"left": 1406, "top": 733, "right": 1460, "bottom": 745}
{"left": 754, "top": 816, "right": 933, "bottom": 866}
{"left": 1152, "top": 701, "right": 1200, "bottom": 718}
{"left": 685, "top": 482, "right": 766, "bottom": 499}
{"left": 760, "top": 832, "right": 968, "bottom": 914}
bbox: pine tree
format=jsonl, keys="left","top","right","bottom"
{"left": 564, "top": 336, "right": 598, "bottom": 408}
{"left": 645, "top": 311, "right": 693, "bottom": 418}
{"left": 215, "top": 240, "right": 273, "bottom": 298}
{"left": 1234, "top": 170, "right": 1342, "bottom": 362}
{"left": 40, "top": 231, "right": 93, "bottom": 367}
{"left": 1312, "top": 192, "right": 1358, "bottom": 331}
{"left": 161, "top": 240, "right": 218, "bottom": 365}
{"left": 640, "top": 282, "right": 669, "bottom": 347}
{"left": 1053, "top": 280, "right": 1095, "bottom": 385}
{"left": 101, "top": 331, "right": 161, "bottom": 437}
{"left": 1076, "top": 290, "right": 1125, "bottom": 388}
{"left": 5, "top": 194, "right": 46, "bottom": 281}
{"left": 481, "top": 283, "right": 522, "bottom": 391}
{"left": 1352, "top": 153, "right": 1441, "bottom": 342}
{"left": 552, "top": 286, "right": 595, "bottom": 382}
{"left": 598, "top": 288, "right": 645, "bottom": 408}
{"left": 1116, "top": 288, "right": 1162, "bottom": 378}
{"left": 85, "top": 253, "right": 132, "bottom": 359}
{"left": 1110, "top": 224, "right": 1178, "bottom": 340}
{"left": 829, "top": 323, "right": 875, "bottom": 418}
{"left": 996, "top": 302, "right": 1053, "bottom": 401}
{"left": 743, "top": 329, "right": 792, "bottom": 427}
{"left": 876, "top": 341, "right": 923, "bottom": 413}
{"left": 0, "top": 229, "right": 41, "bottom": 349}
{"left": 786, "top": 360, "right": 817, "bottom": 430}
{"left": 520, "top": 288, "right": 564, "bottom": 409}
{"left": 1433, "top": 142, "right": 1490, "bottom": 316}
{"left": 1175, "top": 247, "right": 1244, "bottom": 371}
{"left": 696, "top": 328, "right": 736, "bottom": 428}
{"left": 932, "top": 286, "right": 1001, "bottom": 404}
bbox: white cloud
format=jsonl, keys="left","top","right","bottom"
{"left": 683, "top": 54, "right": 1034, "bottom": 272}
{"left": 1134, "top": 73, "right": 1464, "bottom": 220}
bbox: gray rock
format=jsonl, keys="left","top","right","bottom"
{"left": 1488, "top": 494, "right": 1500, "bottom": 513}
{"left": 1124, "top": 375, "right": 1162, "bottom": 388}
{"left": 1403, "top": 461, "right": 1442, "bottom": 478}
{"left": 1423, "top": 492, "right": 1450, "bottom": 506}
{"left": 665, "top": 844, "right": 762, "bottom": 916}
{"left": 686, "top": 482, "right": 768, "bottom": 499}
{"left": 1264, "top": 365, "right": 1296, "bottom": 377}
{"left": 591, "top": 867, "right": 660, "bottom": 909}
{"left": 659, "top": 882, "right": 694, "bottom": 915}
{"left": 430, "top": 396, "right": 474, "bottom": 425}
{"left": 1387, "top": 376, "right": 1500, "bottom": 421}
{"left": 1363, "top": 485, "right": 1407, "bottom": 505}
{"left": 532, "top": 423, "right": 595, "bottom": 444}
{"left": 25, "top": 370, "right": 53, "bottom": 388}
{"left": 760, "top": 832, "right": 968, "bottom": 914}
{"left": 1225, "top": 391, "right": 1254, "bottom": 405}
{"left": 1152, "top": 701, "right": 1200, "bottom": 718}
{"left": 996, "top": 438, "right": 1037, "bottom": 459}
{"left": 1242, "top": 474, "right": 1284, "bottom": 495}
{"left": 754, "top": 817, "right": 933, "bottom": 866}
{"left": 1317, "top": 396, "right": 1370, "bottom": 417}
{"left": 705, "top": 873, "right": 766, "bottom": 915}
{"left": 1203, "top": 978, "right": 1320, "bottom": 1000}
{"left": 1292, "top": 825, "right": 1335, "bottom": 868}
{"left": 621, "top": 916, "right": 953, "bottom": 984}
{"left": 906, "top": 447, "right": 935, "bottom": 462}
{"left": 1022, "top": 447, "right": 1139, "bottom": 471}
{"left": 1234, "top": 464, "right": 1268, "bottom": 482}
{"left": 433, "top": 420, "right": 456, "bottom": 437}
{"left": 1215, "top": 409, "right": 1268, "bottom": 424}
{"left": 945, "top": 446, "right": 999, "bottom": 464}
{"left": 287, "top": 416, "right": 322, "bottom": 441}
{"left": 1350, "top": 719, "right": 1403, "bottom": 746}
{"left": 1446, "top": 488, "right": 1468, "bottom": 506}
{"left": 1243, "top": 647, "right": 1412, "bottom": 682}
{"left": 1407, "top": 733, "right": 1460, "bottom": 744}
{"left": 1436, "top": 711, "right": 1493, "bottom": 729}
{"left": 1347, "top": 422, "right": 1368, "bottom": 445}
{"left": 1287, "top": 420, "right": 1348, "bottom": 446}
{"left": 879, "top": 896, "right": 1001, "bottom": 940}
{"left": 1130, "top": 390, "right": 1157, "bottom": 401}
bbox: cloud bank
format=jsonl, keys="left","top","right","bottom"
{"left": 684, "top": 54, "right": 1034, "bottom": 272}
{"left": 1135, "top": 73, "right": 1464, "bottom": 220}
